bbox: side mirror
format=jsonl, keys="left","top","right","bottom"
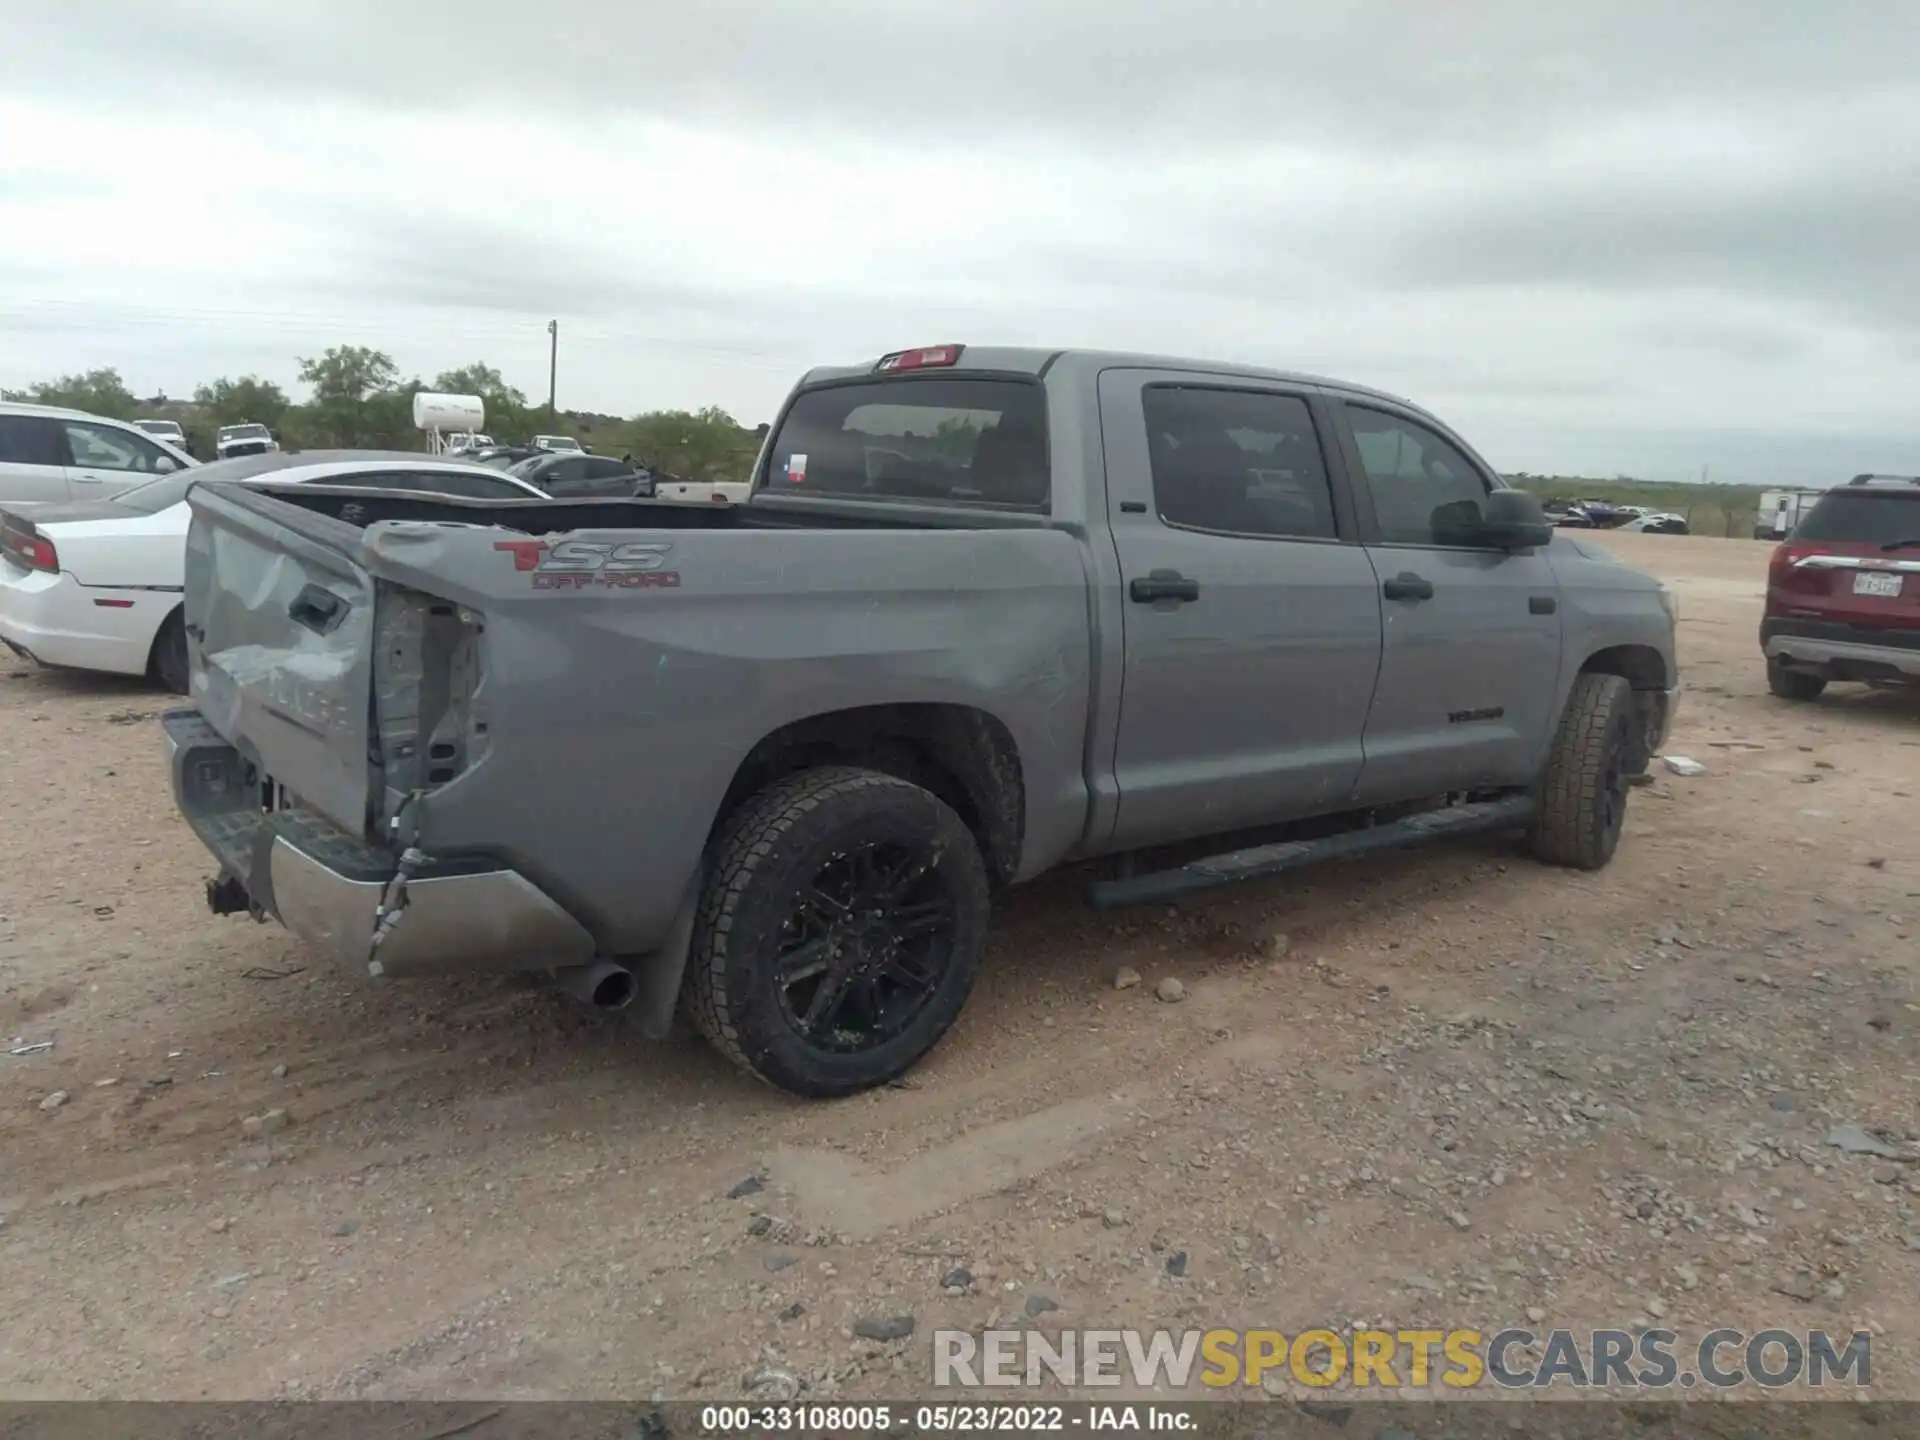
{"left": 1479, "top": 489, "right": 1553, "bottom": 550}
{"left": 153, "top": 456, "right": 180, "bottom": 475}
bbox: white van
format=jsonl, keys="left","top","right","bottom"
{"left": 1755, "top": 488, "right": 1824, "bottom": 540}
{"left": 0, "top": 402, "right": 196, "bottom": 502}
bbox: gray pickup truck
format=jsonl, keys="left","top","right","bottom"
{"left": 164, "top": 345, "right": 1679, "bottom": 1097}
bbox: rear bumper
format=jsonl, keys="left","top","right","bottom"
{"left": 163, "top": 709, "right": 595, "bottom": 977}
{"left": 1762, "top": 619, "right": 1920, "bottom": 682}
{"left": 0, "top": 568, "right": 159, "bottom": 676}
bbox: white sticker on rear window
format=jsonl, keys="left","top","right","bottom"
{"left": 784, "top": 453, "right": 807, "bottom": 484}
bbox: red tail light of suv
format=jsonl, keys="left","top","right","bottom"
{"left": 1761, "top": 475, "right": 1920, "bottom": 700}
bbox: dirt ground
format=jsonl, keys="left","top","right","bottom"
{"left": 1, "top": 531, "right": 1915, "bottom": 1406}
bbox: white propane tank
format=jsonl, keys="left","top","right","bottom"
{"left": 413, "top": 393, "right": 486, "bottom": 454}
{"left": 412, "top": 392, "right": 486, "bottom": 434}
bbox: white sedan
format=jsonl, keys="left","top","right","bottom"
{"left": 0, "top": 452, "right": 548, "bottom": 692}
{"left": 1617, "top": 510, "right": 1690, "bottom": 535}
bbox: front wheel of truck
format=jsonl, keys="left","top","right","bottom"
{"left": 685, "top": 766, "right": 991, "bottom": 1098}
{"left": 1527, "top": 670, "right": 1636, "bottom": 872}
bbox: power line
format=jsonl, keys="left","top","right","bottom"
{"left": 0, "top": 297, "right": 811, "bottom": 369}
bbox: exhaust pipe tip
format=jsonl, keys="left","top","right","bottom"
{"left": 555, "top": 960, "right": 636, "bottom": 1012}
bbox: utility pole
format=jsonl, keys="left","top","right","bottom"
{"left": 546, "top": 319, "right": 558, "bottom": 428}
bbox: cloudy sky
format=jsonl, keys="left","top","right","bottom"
{"left": 4, "top": 0, "right": 1918, "bottom": 483}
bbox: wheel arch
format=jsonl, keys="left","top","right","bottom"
{"left": 626, "top": 702, "right": 1026, "bottom": 1045}
{"left": 145, "top": 601, "right": 189, "bottom": 691}
{"left": 707, "top": 702, "right": 1027, "bottom": 887}
{"left": 1578, "top": 643, "right": 1668, "bottom": 692}
{"left": 1576, "top": 643, "right": 1669, "bottom": 769}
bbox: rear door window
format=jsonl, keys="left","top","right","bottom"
{"left": 1141, "top": 385, "right": 1338, "bottom": 539}
{"left": 1793, "top": 491, "right": 1920, "bottom": 547}
{"left": 766, "top": 377, "right": 1049, "bottom": 509}
{"left": 0, "top": 415, "right": 72, "bottom": 467}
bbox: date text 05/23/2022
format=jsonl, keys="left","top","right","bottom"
{"left": 700, "top": 1405, "right": 1192, "bottom": 1432}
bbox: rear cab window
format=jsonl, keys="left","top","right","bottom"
{"left": 1793, "top": 487, "right": 1920, "bottom": 547}
{"left": 763, "top": 376, "right": 1049, "bottom": 510}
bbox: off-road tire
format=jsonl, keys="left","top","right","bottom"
{"left": 149, "top": 609, "right": 190, "bottom": 695}
{"left": 684, "top": 765, "right": 990, "bottom": 1098}
{"left": 1528, "top": 671, "right": 1636, "bottom": 871}
{"left": 1767, "top": 659, "right": 1827, "bottom": 702}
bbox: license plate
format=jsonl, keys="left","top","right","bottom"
{"left": 1853, "top": 570, "right": 1904, "bottom": 598}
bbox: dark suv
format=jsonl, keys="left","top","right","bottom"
{"left": 509, "top": 452, "right": 653, "bottom": 498}
{"left": 1762, "top": 474, "right": 1920, "bottom": 700}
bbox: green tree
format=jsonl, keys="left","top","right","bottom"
{"left": 364, "top": 378, "right": 428, "bottom": 450}
{"left": 298, "top": 344, "right": 398, "bottom": 404}
{"left": 433, "top": 362, "right": 530, "bottom": 442}
{"left": 193, "top": 375, "right": 291, "bottom": 432}
{"left": 432, "top": 362, "right": 525, "bottom": 405}
{"left": 930, "top": 414, "right": 985, "bottom": 461}
{"left": 1, "top": 367, "right": 139, "bottom": 420}
{"left": 297, "top": 345, "right": 401, "bottom": 446}
{"left": 624, "top": 405, "right": 749, "bottom": 480}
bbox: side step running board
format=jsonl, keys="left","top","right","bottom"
{"left": 1087, "top": 794, "right": 1536, "bottom": 910}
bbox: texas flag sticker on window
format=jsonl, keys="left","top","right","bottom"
{"left": 784, "top": 453, "right": 807, "bottom": 484}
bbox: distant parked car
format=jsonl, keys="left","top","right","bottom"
{"left": 215, "top": 423, "right": 278, "bottom": 460}
{"left": 474, "top": 445, "right": 540, "bottom": 468}
{"left": 508, "top": 451, "right": 653, "bottom": 498}
{"left": 531, "top": 434, "right": 585, "bottom": 454}
{"left": 1762, "top": 474, "right": 1920, "bottom": 700}
{"left": 0, "top": 400, "right": 195, "bottom": 502}
{"left": 1620, "top": 512, "right": 1689, "bottom": 535}
{"left": 135, "top": 418, "right": 189, "bottom": 451}
{"left": 1573, "top": 500, "right": 1638, "bottom": 529}
{"left": 0, "top": 451, "right": 546, "bottom": 693}
{"left": 445, "top": 432, "right": 495, "bottom": 454}
{"left": 1545, "top": 501, "right": 1596, "bottom": 528}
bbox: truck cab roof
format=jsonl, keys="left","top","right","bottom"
{"left": 796, "top": 345, "right": 1433, "bottom": 418}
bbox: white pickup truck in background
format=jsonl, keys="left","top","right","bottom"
{"left": 651, "top": 479, "right": 751, "bottom": 505}
{"left": 215, "top": 423, "right": 278, "bottom": 460}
